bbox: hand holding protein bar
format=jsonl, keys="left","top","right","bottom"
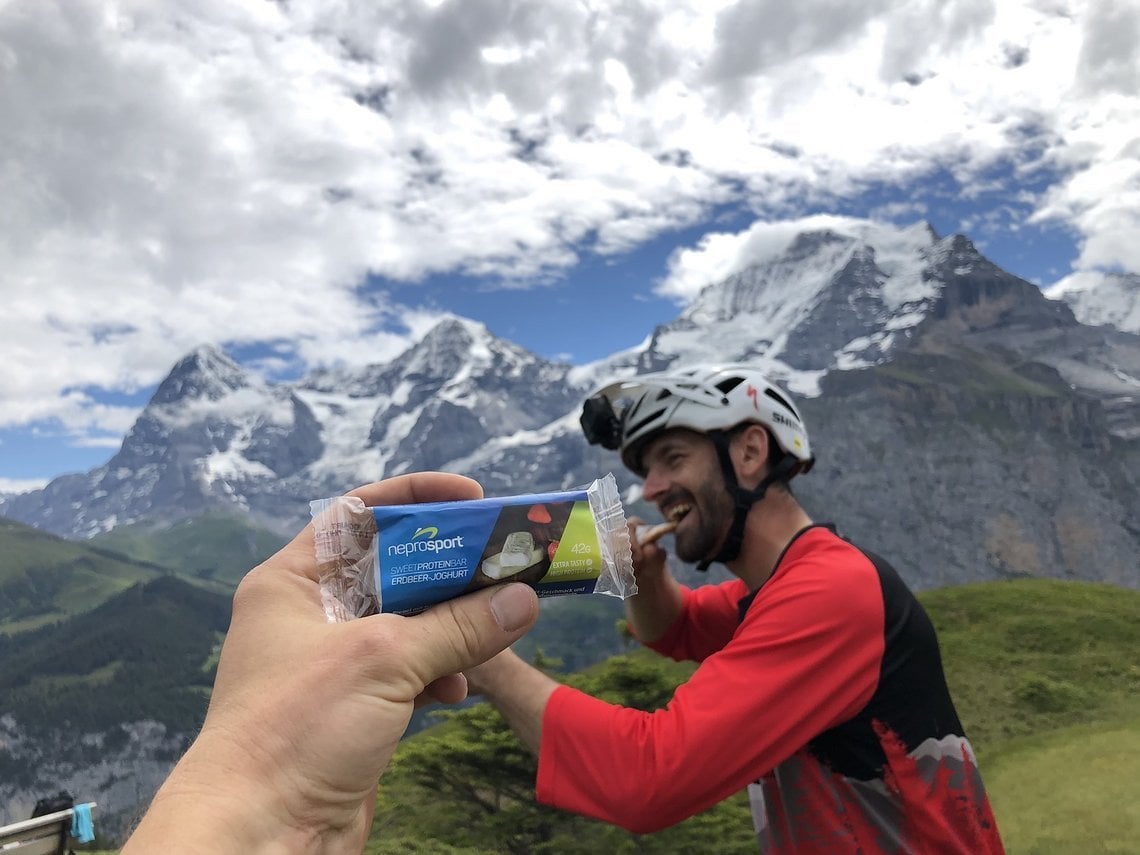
{"left": 122, "top": 472, "right": 540, "bottom": 855}
{"left": 313, "top": 473, "right": 636, "bottom": 619}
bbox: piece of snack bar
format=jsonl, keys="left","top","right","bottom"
{"left": 637, "top": 520, "right": 678, "bottom": 545}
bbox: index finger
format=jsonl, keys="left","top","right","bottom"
{"left": 273, "top": 472, "right": 486, "bottom": 582}
{"left": 347, "top": 472, "right": 484, "bottom": 506}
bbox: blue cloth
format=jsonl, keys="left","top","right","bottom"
{"left": 70, "top": 803, "right": 95, "bottom": 844}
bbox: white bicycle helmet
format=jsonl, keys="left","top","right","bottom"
{"left": 581, "top": 364, "right": 814, "bottom": 477}
{"left": 580, "top": 364, "right": 815, "bottom": 570}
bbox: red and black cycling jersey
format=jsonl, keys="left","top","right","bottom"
{"left": 536, "top": 525, "right": 1005, "bottom": 853}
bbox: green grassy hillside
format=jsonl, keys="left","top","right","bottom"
{"left": 923, "top": 578, "right": 1140, "bottom": 752}
{"left": 89, "top": 511, "right": 287, "bottom": 587}
{"left": 986, "top": 717, "right": 1140, "bottom": 854}
{"left": 0, "top": 518, "right": 170, "bottom": 633}
{"left": 925, "top": 579, "right": 1140, "bottom": 853}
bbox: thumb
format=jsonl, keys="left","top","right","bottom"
{"left": 406, "top": 583, "right": 539, "bottom": 684}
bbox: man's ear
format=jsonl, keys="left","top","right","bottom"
{"left": 732, "top": 424, "right": 770, "bottom": 483}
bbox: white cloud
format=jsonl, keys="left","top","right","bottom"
{"left": 0, "top": 477, "right": 49, "bottom": 496}
{"left": 656, "top": 223, "right": 815, "bottom": 302}
{"left": 1075, "top": 0, "right": 1140, "bottom": 96}
{"left": 1, "top": 0, "right": 1138, "bottom": 444}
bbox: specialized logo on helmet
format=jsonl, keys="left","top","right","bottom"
{"left": 388, "top": 525, "right": 465, "bottom": 556}
{"left": 746, "top": 384, "right": 760, "bottom": 412}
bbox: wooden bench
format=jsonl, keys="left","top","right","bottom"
{"left": 0, "top": 804, "right": 96, "bottom": 855}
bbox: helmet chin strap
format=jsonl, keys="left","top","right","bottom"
{"left": 696, "top": 430, "right": 799, "bottom": 572}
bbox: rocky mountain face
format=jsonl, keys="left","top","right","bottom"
{"left": 3, "top": 222, "right": 1137, "bottom": 590}
{"left": 798, "top": 350, "right": 1138, "bottom": 590}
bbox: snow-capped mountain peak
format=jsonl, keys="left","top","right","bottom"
{"left": 397, "top": 315, "right": 543, "bottom": 381}
{"left": 399, "top": 317, "right": 480, "bottom": 377}
{"left": 626, "top": 220, "right": 962, "bottom": 396}
{"left": 150, "top": 344, "right": 251, "bottom": 405}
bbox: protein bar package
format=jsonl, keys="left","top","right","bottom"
{"left": 312, "top": 473, "right": 636, "bottom": 619}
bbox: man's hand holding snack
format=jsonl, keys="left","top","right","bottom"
{"left": 628, "top": 516, "right": 673, "bottom": 582}
{"left": 623, "top": 516, "right": 684, "bottom": 645}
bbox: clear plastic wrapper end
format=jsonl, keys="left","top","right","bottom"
{"left": 311, "top": 473, "right": 636, "bottom": 620}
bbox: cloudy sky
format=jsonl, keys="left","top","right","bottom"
{"left": 2, "top": 0, "right": 1138, "bottom": 491}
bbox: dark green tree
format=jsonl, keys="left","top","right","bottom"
{"left": 376, "top": 651, "right": 756, "bottom": 854}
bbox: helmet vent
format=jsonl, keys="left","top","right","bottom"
{"left": 716, "top": 377, "right": 744, "bottom": 394}
{"left": 765, "top": 387, "right": 799, "bottom": 418}
{"left": 626, "top": 406, "right": 668, "bottom": 438}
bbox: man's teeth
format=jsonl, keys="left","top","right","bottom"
{"left": 668, "top": 504, "right": 691, "bottom": 522}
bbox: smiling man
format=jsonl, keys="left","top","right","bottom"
{"left": 465, "top": 364, "right": 1004, "bottom": 854}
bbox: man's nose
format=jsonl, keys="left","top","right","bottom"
{"left": 641, "top": 467, "right": 667, "bottom": 502}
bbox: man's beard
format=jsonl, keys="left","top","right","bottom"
{"left": 673, "top": 474, "right": 734, "bottom": 564}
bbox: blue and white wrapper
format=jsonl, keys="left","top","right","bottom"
{"left": 312, "top": 473, "right": 636, "bottom": 620}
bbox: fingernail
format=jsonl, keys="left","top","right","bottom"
{"left": 490, "top": 584, "right": 533, "bottom": 632}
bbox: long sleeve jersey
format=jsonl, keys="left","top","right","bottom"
{"left": 536, "top": 525, "right": 1004, "bottom": 853}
